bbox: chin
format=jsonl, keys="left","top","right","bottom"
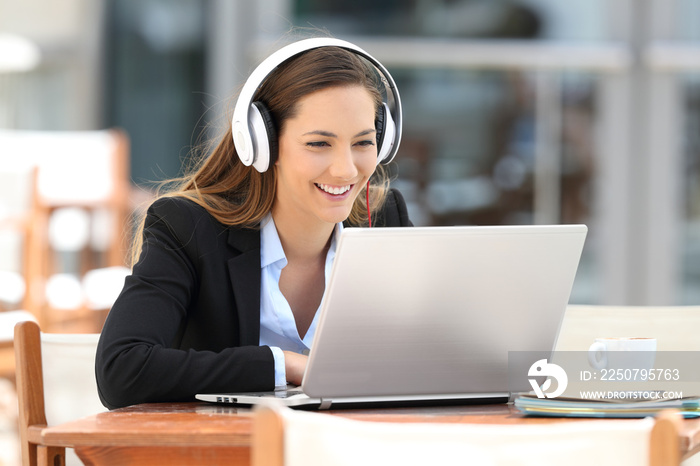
{"left": 316, "top": 207, "right": 354, "bottom": 226}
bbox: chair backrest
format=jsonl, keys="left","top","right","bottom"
{"left": 0, "top": 165, "right": 37, "bottom": 310}
{"left": 0, "top": 128, "right": 131, "bottom": 331}
{"left": 556, "top": 304, "right": 700, "bottom": 351}
{"left": 252, "top": 404, "right": 683, "bottom": 466}
{"left": 0, "top": 129, "right": 129, "bottom": 207}
{"left": 0, "top": 310, "right": 35, "bottom": 380}
{"left": 14, "top": 320, "right": 104, "bottom": 466}
{"left": 41, "top": 331, "right": 105, "bottom": 427}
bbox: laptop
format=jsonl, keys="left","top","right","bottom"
{"left": 196, "top": 224, "right": 587, "bottom": 409}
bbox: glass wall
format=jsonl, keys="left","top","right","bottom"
{"left": 289, "top": 0, "right": 700, "bottom": 305}
{"left": 682, "top": 74, "right": 700, "bottom": 303}
{"left": 295, "top": 0, "right": 546, "bottom": 39}
{"left": 381, "top": 68, "right": 597, "bottom": 228}
{"left": 104, "top": 0, "right": 206, "bottom": 184}
{"left": 291, "top": 0, "right": 607, "bottom": 303}
{"left": 97, "top": 0, "right": 700, "bottom": 305}
{"left": 672, "top": 1, "right": 700, "bottom": 304}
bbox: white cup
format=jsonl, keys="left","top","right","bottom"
{"left": 588, "top": 337, "right": 657, "bottom": 376}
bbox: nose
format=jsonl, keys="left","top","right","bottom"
{"left": 328, "top": 146, "right": 359, "bottom": 180}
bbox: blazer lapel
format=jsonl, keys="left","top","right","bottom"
{"left": 226, "top": 227, "right": 262, "bottom": 346}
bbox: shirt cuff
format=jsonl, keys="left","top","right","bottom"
{"left": 269, "top": 346, "right": 287, "bottom": 387}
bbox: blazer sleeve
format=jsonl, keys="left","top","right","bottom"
{"left": 95, "top": 198, "right": 275, "bottom": 409}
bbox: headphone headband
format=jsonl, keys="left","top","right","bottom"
{"left": 232, "top": 38, "right": 402, "bottom": 172}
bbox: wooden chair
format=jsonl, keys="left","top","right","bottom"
{"left": 0, "top": 128, "right": 132, "bottom": 333}
{"left": 14, "top": 320, "right": 104, "bottom": 466}
{"left": 0, "top": 165, "right": 39, "bottom": 313}
{"left": 0, "top": 165, "right": 41, "bottom": 380}
{"left": 0, "top": 310, "right": 35, "bottom": 381}
{"left": 252, "top": 404, "right": 684, "bottom": 466}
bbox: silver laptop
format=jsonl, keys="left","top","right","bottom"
{"left": 197, "top": 224, "right": 587, "bottom": 409}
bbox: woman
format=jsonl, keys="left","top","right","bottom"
{"left": 95, "top": 37, "right": 412, "bottom": 409}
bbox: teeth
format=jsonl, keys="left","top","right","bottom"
{"left": 317, "top": 183, "right": 351, "bottom": 195}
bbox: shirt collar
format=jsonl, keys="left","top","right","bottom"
{"left": 260, "top": 214, "right": 285, "bottom": 268}
{"left": 327, "top": 221, "right": 343, "bottom": 265}
{"left": 260, "top": 214, "right": 344, "bottom": 269}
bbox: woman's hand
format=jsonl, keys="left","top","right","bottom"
{"left": 283, "top": 351, "right": 308, "bottom": 385}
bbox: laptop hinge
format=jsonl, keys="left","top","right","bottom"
{"left": 319, "top": 398, "right": 333, "bottom": 409}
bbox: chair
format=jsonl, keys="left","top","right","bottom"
{"left": 0, "top": 165, "right": 39, "bottom": 313}
{"left": 0, "top": 128, "right": 132, "bottom": 333}
{"left": 0, "top": 310, "right": 36, "bottom": 381}
{"left": 252, "top": 404, "right": 684, "bottom": 466}
{"left": 14, "top": 320, "right": 105, "bottom": 466}
{"left": 0, "top": 165, "right": 41, "bottom": 380}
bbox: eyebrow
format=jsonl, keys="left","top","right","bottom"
{"left": 303, "top": 128, "right": 376, "bottom": 138}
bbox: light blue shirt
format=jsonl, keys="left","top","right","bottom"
{"left": 259, "top": 214, "right": 342, "bottom": 387}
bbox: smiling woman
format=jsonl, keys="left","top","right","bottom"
{"left": 274, "top": 86, "right": 378, "bottom": 232}
{"left": 94, "top": 37, "right": 412, "bottom": 409}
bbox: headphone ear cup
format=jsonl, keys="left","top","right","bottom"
{"left": 376, "top": 103, "right": 396, "bottom": 164}
{"left": 249, "top": 101, "right": 278, "bottom": 172}
{"left": 375, "top": 103, "right": 386, "bottom": 162}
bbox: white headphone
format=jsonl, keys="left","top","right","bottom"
{"left": 231, "top": 38, "right": 402, "bottom": 172}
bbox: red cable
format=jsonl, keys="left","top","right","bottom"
{"left": 366, "top": 180, "right": 372, "bottom": 228}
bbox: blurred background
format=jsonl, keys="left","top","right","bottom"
{"left": 1, "top": 0, "right": 700, "bottom": 327}
{"left": 1, "top": 0, "right": 700, "bottom": 464}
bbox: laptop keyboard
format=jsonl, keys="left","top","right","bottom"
{"left": 213, "top": 387, "right": 306, "bottom": 404}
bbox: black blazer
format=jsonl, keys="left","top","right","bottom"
{"left": 96, "top": 189, "right": 412, "bottom": 409}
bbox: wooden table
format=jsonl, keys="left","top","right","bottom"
{"left": 38, "top": 402, "right": 700, "bottom": 466}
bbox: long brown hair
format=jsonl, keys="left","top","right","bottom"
{"left": 130, "top": 45, "right": 392, "bottom": 266}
